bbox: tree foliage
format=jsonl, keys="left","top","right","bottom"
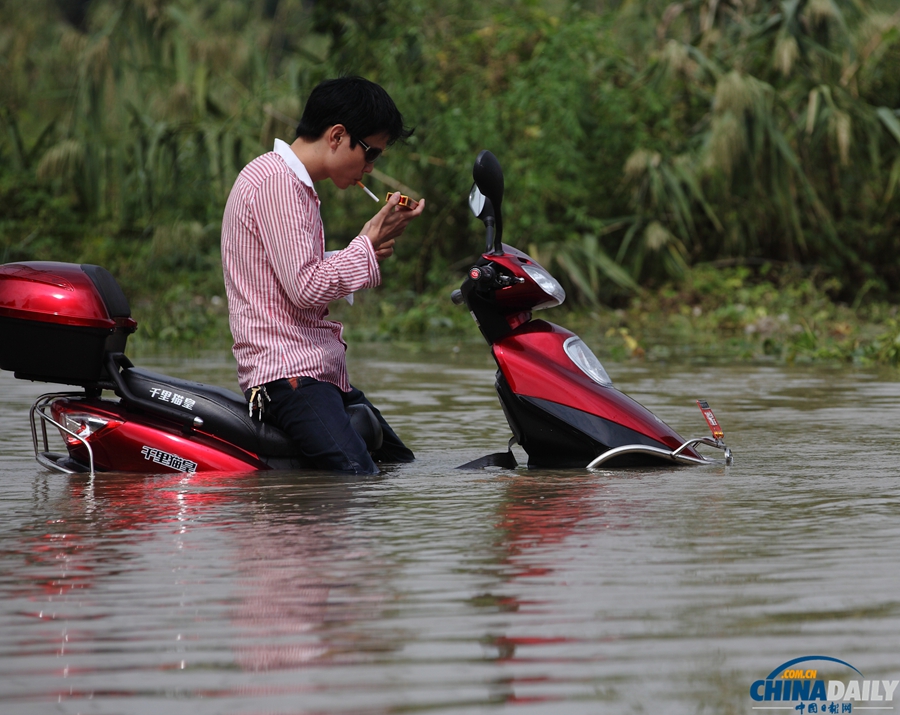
{"left": 1, "top": 0, "right": 899, "bottom": 309}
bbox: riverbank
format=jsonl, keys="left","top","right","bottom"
{"left": 565, "top": 264, "right": 900, "bottom": 366}
{"left": 124, "top": 265, "right": 900, "bottom": 369}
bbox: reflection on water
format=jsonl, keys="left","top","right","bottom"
{"left": 1, "top": 346, "right": 900, "bottom": 714}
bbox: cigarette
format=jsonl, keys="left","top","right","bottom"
{"left": 356, "top": 181, "right": 379, "bottom": 202}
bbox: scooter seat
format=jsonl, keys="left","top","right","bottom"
{"left": 119, "top": 368, "right": 383, "bottom": 459}
{"left": 121, "top": 367, "right": 297, "bottom": 457}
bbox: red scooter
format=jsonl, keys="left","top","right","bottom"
{"left": 455, "top": 150, "right": 732, "bottom": 469}
{"left": 0, "top": 150, "right": 730, "bottom": 475}
{"left": 0, "top": 263, "right": 382, "bottom": 474}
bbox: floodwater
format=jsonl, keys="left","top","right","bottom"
{"left": 2, "top": 343, "right": 900, "bottom": 715}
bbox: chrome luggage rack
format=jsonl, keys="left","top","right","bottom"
{"left": 587, "top": 435, "right": 733, "bottom": 469}
{"left": 30, "top": 392, "right": 95, "bottom": 475}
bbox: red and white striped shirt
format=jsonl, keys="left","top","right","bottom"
{"left": 221, "top": 140, "right": 380, "bottom": 393}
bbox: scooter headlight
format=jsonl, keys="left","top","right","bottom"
{"left": 522, "top": 264, "right": 566, "bottom": 310}
{"left": 563, "top": 337, "right": 613, "bottom": 387}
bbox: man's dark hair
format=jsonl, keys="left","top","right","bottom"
{"left": 295, "top": 76, "right": 413, "bottom": 147}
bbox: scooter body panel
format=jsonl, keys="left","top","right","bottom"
{"left": 50, "top": 397, "right": 272, "bottom": 473}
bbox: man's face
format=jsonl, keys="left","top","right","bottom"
{"left": 333, "top": 130, "right": 390, "bottom": 190}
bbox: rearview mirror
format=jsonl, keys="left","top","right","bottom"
{"left": 469, "top": 184, "right": 486, "bottom": 218}
{"left": 472, "top": 150, "right": 504, "bottom": 252}
{"left": 472, "top": 150, "right": 504, "bottom": 213}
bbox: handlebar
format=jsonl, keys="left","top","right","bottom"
{"left": 450, "top": 265, "right": 524, "bottom": 305}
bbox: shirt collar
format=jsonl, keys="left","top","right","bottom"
{"left": 273, "top": 138, "right": 315, "bottom": 190}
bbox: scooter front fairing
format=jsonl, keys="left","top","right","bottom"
{"left": 491, "top": 320, "right": 705, "bottom": 468}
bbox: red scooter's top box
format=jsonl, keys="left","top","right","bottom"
{"left": 0, "top": 261, "right": 137, "bottom": 330}
{"left": 0, "top": 261, "right": 137, "bottom": 385}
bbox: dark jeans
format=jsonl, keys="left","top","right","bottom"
{"left": 260, "top": 377, "right": 414, "bottom": 475}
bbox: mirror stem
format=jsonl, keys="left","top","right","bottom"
{"left": 484, "top": 219, "right": 495, "bottom": 254}
{"left": 491, "top": 216, "right": 503, "bottom": 255}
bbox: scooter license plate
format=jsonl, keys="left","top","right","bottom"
{"left": 696, "top": 399, "right": 725, "bottom": 439}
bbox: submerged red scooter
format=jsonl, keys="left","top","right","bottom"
{"left": 455, "top": 150, "right": 732, "bottom": 469}
{"left": 0, "top": 263, "right": 382, "bottom": 474}
{"left": 1, "top": 150, "right": 730, "bottom": 475}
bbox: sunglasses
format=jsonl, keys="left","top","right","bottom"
{"left": 353, "top": 136, "right": 383, "bottom": 164}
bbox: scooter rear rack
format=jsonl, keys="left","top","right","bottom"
{"left": 30, "top": 392, "right": 95, "bottom": 475}
{"left": 587, "top": 435, "right": 733, "bottom": 469}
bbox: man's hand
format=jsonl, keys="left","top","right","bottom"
{"left": 361, "top": 191, "right": 426, "bottom": 261}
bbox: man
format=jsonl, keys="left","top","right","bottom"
{"left": 221, "top": 77, "right": 425, "bottom": 474}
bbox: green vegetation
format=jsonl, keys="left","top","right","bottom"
{"left": 328, "top": 263, "right": 900, "bottom": 367}
{"left": 569, "top": 263, "right": 900, "bottom": 365}
{"left": 2, "top": 0, "right": 899, "bottom": 364}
